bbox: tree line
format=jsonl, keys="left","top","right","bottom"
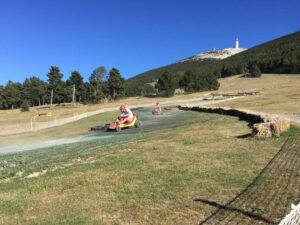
{"left": 156, "top": 70, "right": 219, "bottom": 97}
{"left": 0, "top": 64, "right": 221, "bottom": 110}
{"left": 126, "top": 69, "right": 220, "bottom": 97}
{"left": 0, "top": 66, "right": 125, "bottom": 110}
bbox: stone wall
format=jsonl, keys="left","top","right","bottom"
{"left": 178, "top": 105, "right": 290, "bottom": 137}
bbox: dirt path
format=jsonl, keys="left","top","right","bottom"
{"left": 197, "top": 136, "right": 300, "bottom": 224}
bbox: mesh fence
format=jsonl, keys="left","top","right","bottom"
{"left": 198, "top": 137, "right": 300, "bottom": 225}
{"left": 279, "top": 203, "right": 300, "bottom": 225}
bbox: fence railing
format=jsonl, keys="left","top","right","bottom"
{"left": 0, "top": 107, "right": 119, "bottom": 136}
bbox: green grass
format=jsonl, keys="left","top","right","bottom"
{"left": 0, "top": 112, "right": 294, "bottom": 225}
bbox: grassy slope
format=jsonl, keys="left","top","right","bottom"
{"left": 0, "top": 73, "right": 299, "bottom": 224}
{"left": 0, "top": 112, "right": 291, "bottom": 225}
{"left": 215, "top": 74, "right": 300, "bottom": 115}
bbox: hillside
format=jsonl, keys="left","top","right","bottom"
{"left": 126, "top": 58, "right": 218, "bottom": 85}
{"left": 125, "top": 58, "right": 220, "bottom": 96}
{"left": 220, "top": 31, "right": 300, "bottom": 76}
{"left": 127, "top": 31, "right": 300, "bottom": 87}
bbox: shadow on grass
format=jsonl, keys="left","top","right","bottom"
{"left": 194, "top": 198, "right": 276, "bottom": 225}
{"left": 236, "top": 133, "right": 253, "bottom": 139}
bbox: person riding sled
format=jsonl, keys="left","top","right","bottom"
{"left": 152, "top": 101, "right": 163, "bottom": 115}
{"left": 117, "top": 104, "right": 134, "bottom": 125}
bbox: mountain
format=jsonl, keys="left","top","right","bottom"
{"left": 127, "top": 31, "right": 300, "bottom": 84}
{"left": 180, "top": 48, "right": 246, "bottom": 61}
{"left": 219, "top": 31, "right": 300, "bottom": 76}
{"left": 125, "top": 31, "right": 300, "bottom": 96}
{"left": 180, "top": 38, "right": 247, "bottom": 61}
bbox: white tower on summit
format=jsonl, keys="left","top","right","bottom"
{"left": 235, "top": 37, "right": 239, "bottom": 49}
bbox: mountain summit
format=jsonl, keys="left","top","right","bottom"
{"left": 181, "top": 38, "right": 247, "bottom": 62}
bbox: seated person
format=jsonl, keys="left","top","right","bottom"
{"left": 152, "top": 101, "right": 162, "bottom": 115}
{"left": 117, "top": 104, "right": 134, "bottom": 124}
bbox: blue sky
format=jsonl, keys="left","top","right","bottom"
{"left": 0, "top": 0, "right": 299, "bottom": 85}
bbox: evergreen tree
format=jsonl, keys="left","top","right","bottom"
{"left": 4, "top": 81, "right": 22, "bottom": 109}
{"left": 107, "top": 68, "right": 125, "bottom": 99}
{"left": 0, "top": 85, "right": 6, "bottom": 109}
{"left": 180, "top": 70, "right": 197, "bottom": 92}
{"left": 204, "top": 73, "right": 220, "bottom": 90}
{"left": 88, "top": 72, "right": 105, "bottom": 103}
{"left": 179, "top": 70, "right": 219, "bottom": 92}
{"left": 23, "top": 76, "right": 47, "bottom": 106}
{"left": 156, "top": 71, "right": 175, "bottom": 97}
{"left": 142, "top": 84, "right": 157, "bottom": 96}
{"left": 66, "top": 71, "right": 85, "bottom": 102}
{"left": 124, "top": 82, "right": 142, "bottom": 97}
{"left": 47, "top": 66, "right": 64, "bottom": 104}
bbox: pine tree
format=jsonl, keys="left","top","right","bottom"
{"left": 20, "top": 100, "right": 30, "bottom": 112}
{"left": 23, "top": 76, "right": 47, "bottom": 106}
{"left": 4, "top": 81, "right": 22, "bottom": 109}
{"left": 156, "top": 71, "right": 175, "bottom": 97}
{"left": 66, "top": 71, "right": 85, "bottom": 102}
{"left": 107, "top": 68, "right": 125, "bottom": 99}
{"left": 0, "top": 85, "right": 5, "bottom": 109}
{"left": 179, "top": 70, "right": 219, "bottom": 92}
{"left": 47, "top": 66, "right": 64, "bottom": 104}
{"left": 88, "top": 73, "right": 105, "bottom": 103}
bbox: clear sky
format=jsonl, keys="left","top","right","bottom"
{"left": 0, "top": 0, "right": 299, "bottom": 85}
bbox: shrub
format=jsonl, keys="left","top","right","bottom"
{"left": 20, "top": 100, "right": 30, "bottom": 112}
{"left": 249, "top": 64, "right": 262, "bottom": 77}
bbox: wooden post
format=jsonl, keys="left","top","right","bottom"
{"left": 72, "top": 84, "right": 76, "bottom": 105}
{"left": 50, "top": 89, "right": 53, "bottom": 107}
{"left": 30, "top": 118, "right": 33, "bottom": 131}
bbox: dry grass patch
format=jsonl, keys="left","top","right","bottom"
{"left": 215, "top": 74, "right": 300, "bottom": 115}
{"left": 0, "top": 113, "right": 292, "bottom": 224}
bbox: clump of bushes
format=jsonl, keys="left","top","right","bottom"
{"left": 20, "top": 100, "right": 30, "bottom": 112}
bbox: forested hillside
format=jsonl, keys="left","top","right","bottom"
{"left": 127, "top": 59, "right": 218, "bottom": 84}
{"left": 220, "top": 31, "right": 300, "bottom": 77}
{"left": 127, "top": 31, "right": 300, "bottom": 92}
{"left": 125, "top": 59, "right": 220, "bottom": 96}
